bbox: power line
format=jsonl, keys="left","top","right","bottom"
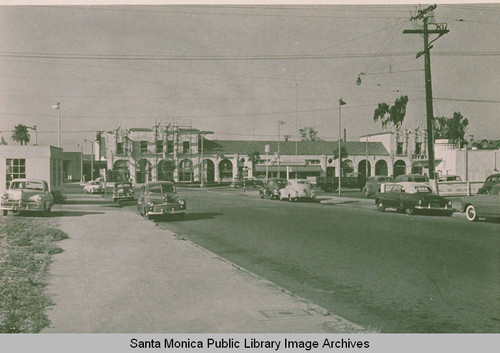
{"left": 37, "top": 5, "right": 409, "bottom": 20}
{"left": 0, "top": 51, "right": 418, "bottom": 61}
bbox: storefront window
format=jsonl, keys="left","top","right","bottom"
{"left": 6, "top": 158, "right": 26, "bottom": 189}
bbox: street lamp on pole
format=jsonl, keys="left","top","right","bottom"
{"left": 51, "top": 102, "right": 61, "bottom": 148}
{"left": 84, "top": 138, "right": 95, "bottom": 181}
{"left": 27, "top": 125, "right": 37, "bottom": 145}
{"left": 277, "top": 120, "right": 286, "bottom": 178}
{"left": 338, "top": 98, "right": 346, "bottom": 196}
{"left": 199, "top": 131, "right": 214, "bottom": 187}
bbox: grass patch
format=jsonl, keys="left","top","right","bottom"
{"left": 0, "top": 216, "right": 68, "bottom": 333}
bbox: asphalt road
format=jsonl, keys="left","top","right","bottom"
{"left": 120, "top": 186, "right": 500, "bottom": 333}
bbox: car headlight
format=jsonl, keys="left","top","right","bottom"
{"left": 418, "top": 199, "right": 423, "bottom": 205}
{"left": 33, "top": 195, "right": 43, "bottom": 202}
{"left": 146, "top": 201, "right": 155, "bottom": 207}
{"left": 1, "top": 193, "right": 8, "bottom": 200}
{"left": 447, "top": 200, "right": 453, "bottom": 207}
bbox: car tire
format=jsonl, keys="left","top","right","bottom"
{"left": 465, "top": 204, "right": 478, "bottom": 222}
{"left": 376, "top": 201, "right": 385, "bottom": 212}
{"left": 405, "top": 207, "right": 415, "bottom": 216}
{"left": 2, "top": 210, "right": 7, "bottom": 216}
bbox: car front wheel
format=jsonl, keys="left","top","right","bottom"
{"left": 465, "top": 204, "right": 478, "bottom": 222}
{"left": 405, "top": 206, "right": 415, "bottom": 216}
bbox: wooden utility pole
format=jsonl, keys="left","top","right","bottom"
{"left": 403, "top": 5, "right": 448, "bottom": 180}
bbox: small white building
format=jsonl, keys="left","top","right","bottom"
{"left": 0, "top": 145, "right": 64, "bottom": 198}
{"left": 434, "top": 139, "right": 500, "bottom": 181}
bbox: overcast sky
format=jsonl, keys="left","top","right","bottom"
{"left": 0, "top": 2, "right": 499, "bottom": 151}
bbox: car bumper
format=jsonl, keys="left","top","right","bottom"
{"left": 414, "top": 205, "right": 455, "bottom": 212}
{"left": 146, "top": 204, "right": 186, "bottom": 215}
{"left": 113, "top": 195, "right": 135, "bottom": 200}
{"left": 1, "top": 201, "right": 44, "bottom": 212}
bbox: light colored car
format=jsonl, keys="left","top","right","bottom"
{"left": 362, "top": 176, "right": 394, "bottom": 198}
{"left": 83, "top": 181, "right": 104, "bottom": 194}
{"left": 461, "top": 183, "right": 500, "bottom": 222}
{"left": 279, "top": 179, "right": 316, "bottom": 202}
{"left": 137, "top": 181, "right": 186, "bottom": 220}
{"left": 1, "top": 179, "right": 54, "bottom": 216}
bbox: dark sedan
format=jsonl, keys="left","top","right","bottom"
{"left": 461, "top": 183, "right": 500, "bottom": 222}
{"left": 259, "top": 178, "right": 287, "bottom": 200}
{"left": 137, "top": 181, "right": 186, "bottom": 220}
{"left": 375, "top": 182, "right": 454, "bottom": 216}
{"left": 478, "top": 173, "right": 500, "bottom": 195}
{"left": 112, "top": 182, "right": 135, "bottom": 203}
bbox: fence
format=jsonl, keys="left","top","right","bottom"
{"left": 433, "top": 181, "right": 484, "bottom": 196}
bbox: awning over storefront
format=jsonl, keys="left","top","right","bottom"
{"left": 255, "top": 165, "right": 323, "bottom": 173}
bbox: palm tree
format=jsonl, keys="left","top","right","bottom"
{"left": 11, "top": 124, "right": 31, "bottom": 145}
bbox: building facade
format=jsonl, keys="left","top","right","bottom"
{"left": 361, "top": 126, "right": 429, "bottom": 177}
{"left": 101, "top": 124, "right": 405, "bottom": 184}
{"left": 0, "top": 145, "right": 64, "bottom": 196}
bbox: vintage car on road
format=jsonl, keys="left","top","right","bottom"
{"left": 83, "top": 180, "right": 104, "bottom": 194}
{"left": 1, "top": 179, "right": 54, "bottom": 216}
{"left": 374, "top": 182, "right": 454, "bottom": 216}
{"left": 461, "top": 183, "right": 500, "bottom": 222}
{"left": 362, "top": 175, "right": 394, "bottom": 198}
{"left": 137, "top": 181, "right": 186, "bottom": 219}
{"left": 478, "top": 173, "right": 500, "bottom": 195}
{"left": 279, "top": 179, "right": 316, "bottom": 202}
{"left": 395, "top": 173, "right": 429, "bottom": 183}
{"left": 259, "top": 178, "right": 287, "bottom": 200}
{"left": 112, "top": 182, "right": 135, "bottom": 203}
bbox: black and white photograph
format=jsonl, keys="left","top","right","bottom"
{"left": 0, "top": 0, "right": 499, "bottom": 350}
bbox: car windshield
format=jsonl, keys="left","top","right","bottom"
{"left": 10, "top": 181, "right": 45, "bottom": 191}
{"left": 409, "top": 176, "right": 428, "bottom": 182}
{"left": 378, "top": 177, "right": 393, "bottom": 182}
{"left": 148, "top": 184, "right": 175, "bottom": 194}
{"left": 414, "top": 186, "right": 432, "bottom": 193}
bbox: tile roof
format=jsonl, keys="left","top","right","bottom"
{"left": 203, "top": 140, "right": 389, "bottom": 156}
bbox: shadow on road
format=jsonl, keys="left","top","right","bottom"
{"left": 154, "top": 212, "right": 223, "bottom": 223}
{"left": 11, "top": 210, "right": 106, "bottom": 218}
{"left": 63, "top": 200, "right": 114, "bottom": 205}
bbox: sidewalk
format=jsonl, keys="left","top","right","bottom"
{"left": 43, "top": 195, "right": 365, "bottom": 333}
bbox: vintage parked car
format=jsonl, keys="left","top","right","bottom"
{"left": 438, "top": 175, "right": 462, "bottom": 182}
{"left": 83, "top": 180, "right": 104, "bottom": 194}
{"left": 461, "top": 183, "right": 500, "bottom": 222}
{"left": 137, "top": 181, "right": 186, "bottom": 219}
{"left": 374, "top": 182, "right": 454, "bottom": 216}
{"left": 259, "top": 178, "right": 287, "bottom": 200}
{"left": 478, "top": 173, "right": 500, "bottom": 195}
{"left": 112, "top": 181, "right": 135, "bottom": 203}
{"left": 1, "top": 179, "right": 54, "bottom": 216}
{"left": 395, "top": 173, "right": 429, "bottom": 183}
{"left": 279, "top": 179, "right": 316, "bottom": 202}
{"left": 362, "top": 175, "right": 394, "bottom": 198}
